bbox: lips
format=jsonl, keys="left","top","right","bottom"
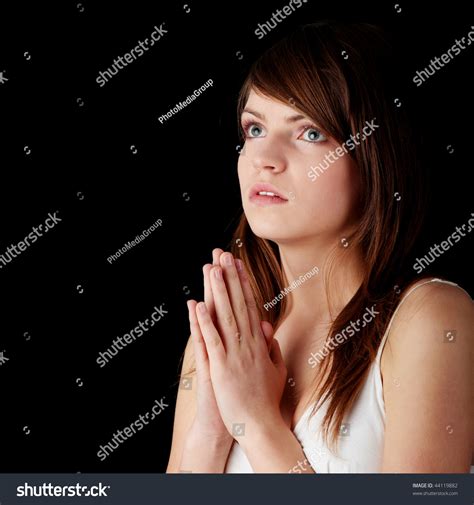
{"left": 249, "top": 183, "right": 288, "bottom": 204}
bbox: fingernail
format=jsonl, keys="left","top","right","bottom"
{"left": 224, "top": 253, "right": 233, "bottom": 266}
{"left": 236, "top": 259, "right": 244, "bottom": 272}
{"left": 197, "top": 302, "right": 207, "bottom": 314}
{"left": 213, "top": 267, "right": 223, "bottom": 280}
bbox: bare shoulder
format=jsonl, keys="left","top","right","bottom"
{"left": 383, "top": 279, "right": 473, "bottom": 361}
{"left": 380, "top": 279, "right": 474, "bottom": 471}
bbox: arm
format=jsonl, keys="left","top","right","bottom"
{"left": 165, "top": 335, "right": 196, "bottom": 472}
{"left": 168, "top": 249, "right": 235, "bottom": 473}
{"left": 194, "top": 254, "right": 316, "bottom": 473}
{"left": 166, "top": 335, "right": 233, "bottom": 473}
{"left": 180, "top": 420, "right": 234, "bottom": 473}
{"left": 238, "top": 416, "right": 315, "bottom": 473}
{"left": 381, "top": 282, "right": 473, "bottom": 472}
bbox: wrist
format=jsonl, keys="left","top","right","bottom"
{"left": 236, "top": 414, "right": 288, "bottom": 451}
{"left": 185, "top": 421, "right": 233, "bottom": 453}
{"left": 180, "top": 425, "right": 233, "bottom": 473}
{"left": 236, "top": 415, "right": 309, "bottom": 473}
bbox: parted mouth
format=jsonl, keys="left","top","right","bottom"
{"left": 249, "top": 183, "right": 288, "bottom": 201}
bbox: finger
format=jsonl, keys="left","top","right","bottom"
{"left": 187, "top": 300, "right": 209, "bottom": 375}
{"left": 203, "top": 249, "right": 224, "bottom": 321}
{"left": 203, "top": 264, "right": 215, "bottom": 321}
{"left": 260, "top": 320, "right": 274, "bottom": 352}
{"left": 195, "top": 301, "right": 226, "bottom": 362}
{"left": 219, "top": 253, "right": 254, "bottom": 341}
{"left": 234, "top": 259, "right": 265, "bottom": 344}
{"left": 209, "top": 265, "right": 244, "bottom": 351}
{"left": 212, "top": 248, "right": 224, "bottom": 266}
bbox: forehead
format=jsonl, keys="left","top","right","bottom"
{"left": 243, "top": 89, "right": 307, "bottom": 121}
{"left": 244, "top": 89, "right": 297, "bottom": 113}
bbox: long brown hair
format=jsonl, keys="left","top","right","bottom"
{"left": 230, "top": 22, "right": 428, "bottom": 451}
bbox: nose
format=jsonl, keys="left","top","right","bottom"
{"left": 250, "top": 141, "right": 287, "bottom": 174}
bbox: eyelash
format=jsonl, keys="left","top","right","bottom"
{"left": 240, "top": 120, "right": 261, "bottom": 138}
{"left": 240, "top": 120, "right": 327, "bottom": 143}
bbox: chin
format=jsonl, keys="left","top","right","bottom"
{"left": 246, "top": 219, "right": 297, "bottom": 244}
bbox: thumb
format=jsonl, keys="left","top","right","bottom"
{"left": 269, "top": 337, "right": 285, "bottom": 369}
{"left": 260, "top": 320, "right": 274, "bottom": 351}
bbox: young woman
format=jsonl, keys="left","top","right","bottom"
{"left": 167, "top": 22, "right": 474, "bottom": 473}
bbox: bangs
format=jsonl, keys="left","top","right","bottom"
{"left": 237, "top": 25, "right": 352, "bottom": 143}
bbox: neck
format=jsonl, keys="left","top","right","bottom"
{"left": 275, "top": 238, "right": 364, "bottom": 327}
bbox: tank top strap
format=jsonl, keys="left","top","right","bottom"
{"left": 375, "top": 278, "right": 464, "bottom": 363}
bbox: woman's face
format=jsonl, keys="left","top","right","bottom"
{"left": 238, "top": 89, "right": 361, "bottom": 246}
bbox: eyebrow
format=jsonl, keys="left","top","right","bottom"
{"left": 242, "top": 108, "right": 307, "bottom": 123}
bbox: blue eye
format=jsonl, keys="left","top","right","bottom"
{"left": 301, "top": 127, "right": 327, "bottom": 143}
{"left": 243, "top": 122, "right": 265, "bottom": 138}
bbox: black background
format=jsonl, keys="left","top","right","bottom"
{"left": 0, "top": 0, "right": 472, "bottom": 472}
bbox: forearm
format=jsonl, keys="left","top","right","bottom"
{"left": 179, "top": 424, "right": 234, "bottom": 473}
{"left": 239, "top": 417, "right": 315, "bottom": 473}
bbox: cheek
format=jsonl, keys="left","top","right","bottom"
{"left": 237, "top": 156, "right": 250, "bottom": 193}
{"left": 300, "top": 158, "right": 361, "bottom": 226}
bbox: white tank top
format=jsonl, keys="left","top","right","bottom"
{"left": 224, "top": 278, "right": 474, "bottom": 473}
